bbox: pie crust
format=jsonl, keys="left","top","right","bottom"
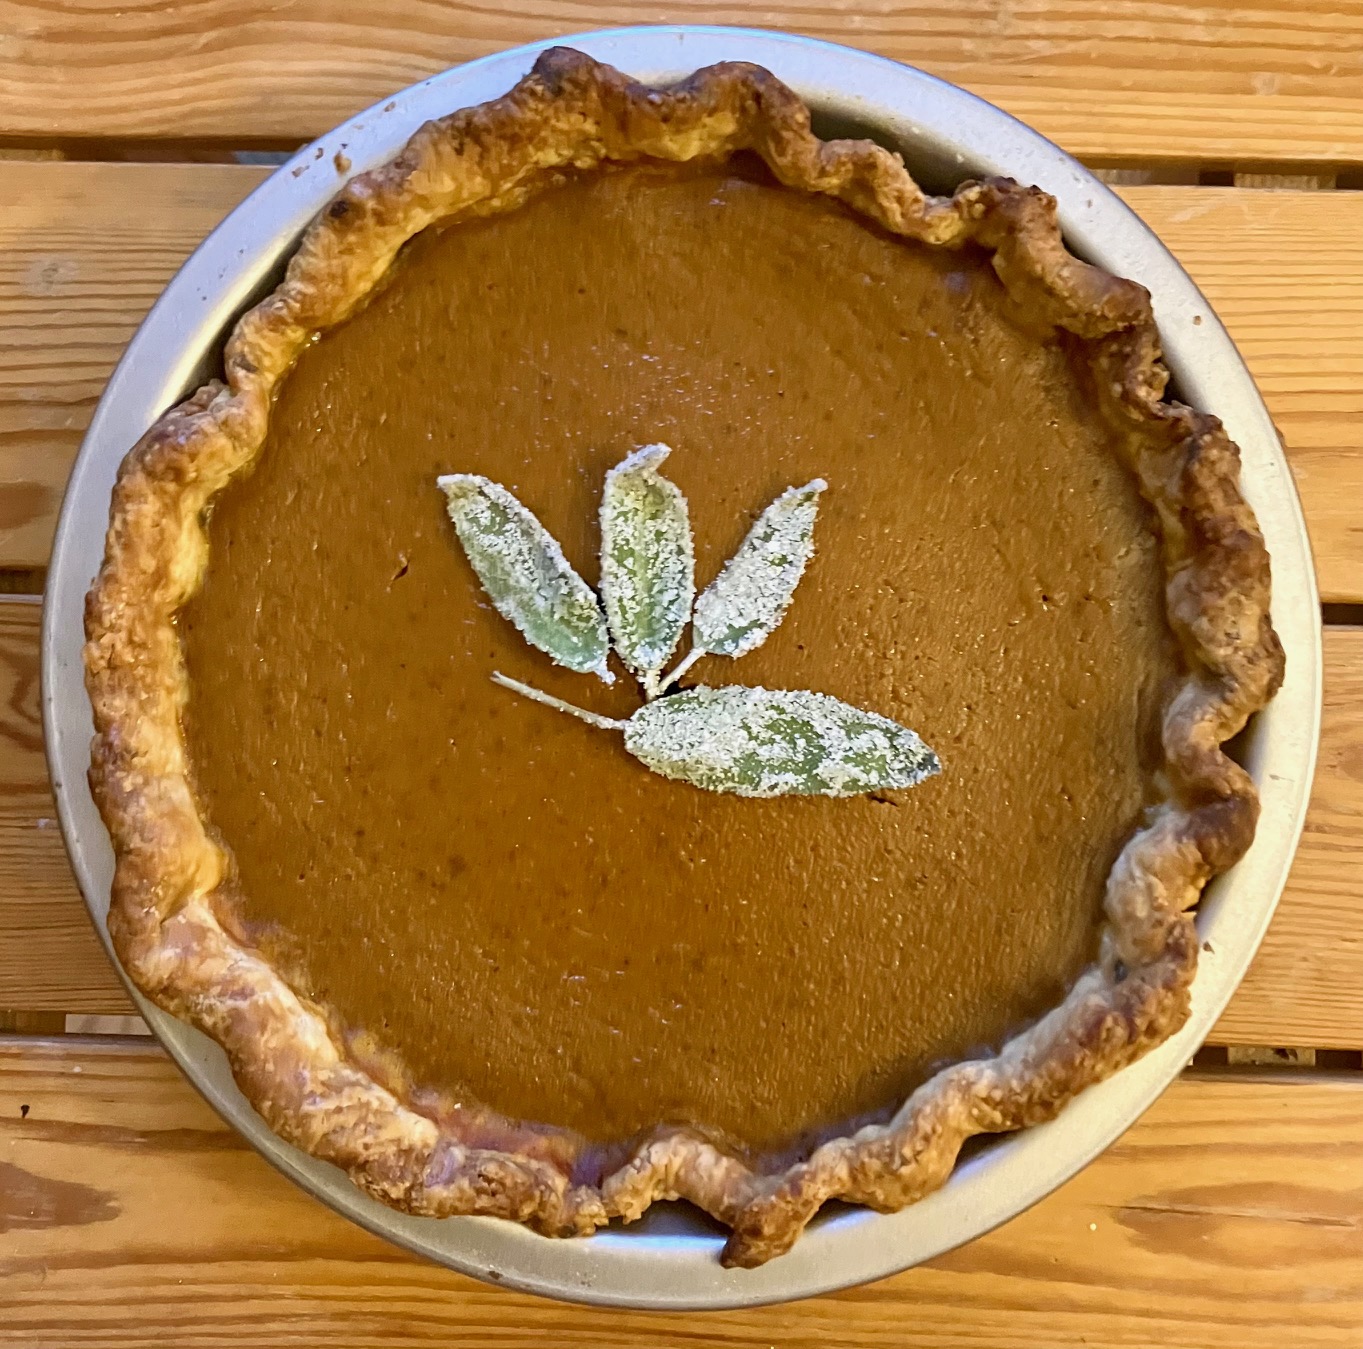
{"left": 83, "top": 48, "right": 1285, "bottom": 1267}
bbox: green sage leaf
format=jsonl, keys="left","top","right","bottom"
{"left": 692, "top": 479, "right": 826, "bottom": 660}
{"left": 599, "top": 444, "right": 695, "bottom": 696}
{"left": 438, "top": 474, "right": 612, "bottom": 682}
{"left": 622, "top": 685, "right": 939, "bottom": 797}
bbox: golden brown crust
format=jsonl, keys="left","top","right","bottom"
{"left": 83, "top": 48, "right": 1284, "bottom": 1267}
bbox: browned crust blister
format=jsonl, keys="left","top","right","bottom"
{"left": 83, "top": 49, "right": 1284, "bottom": 1267}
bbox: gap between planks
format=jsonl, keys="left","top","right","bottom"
{"left": 2, "top": 596, "right": 1361, "bottom": 1049}
{"left": 0, "top": 1037, "right": 1360, "bottom": 1348}
{"left": 2, "top": 142, "right": 1358, "bottom": 185}
{"left": 1, "top": 162, "right": 1361, "bottom": 601}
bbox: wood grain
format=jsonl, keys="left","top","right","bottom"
{"left": 0, "top": 161, "right": 270, "bottom": 569}
{"left": 0, "top": 1038, "right": 1359, "bottom": 1347}
{"left": 0, "top": 602, "right": 128, "bottom": 1013}
{"left": 1215, "top": 626, "right": 1363, "bottom": 1048}
{"left": 2, "top": 0, "right": 1363, "bottom": 164}
{"left": 1126, "top": 187, "right": 1363, "bottom": 606}
{"left": 2, "top": 161, "right": 1361, "bottom": 598}
{"left": 4, "top": 592, "right": 1362, "bottom": 1046}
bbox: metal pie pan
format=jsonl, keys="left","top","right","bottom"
{"left": 42, "top": 25, "right": 1321, "bottom": 1310}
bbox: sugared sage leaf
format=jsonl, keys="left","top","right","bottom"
{"left": 454, "top": 448, "right": 946, "bottom": 802}
{"left": 692, "top": 480, "right": 826, "bottom": 660}
{"left": 622, "top": 685, "right": 939, "bottom": 798}
{"left": 599, "top": 444, "right": 694, "bottom": 697}
{"left": 438, "top": 474, "right": 612, "bottom": 682}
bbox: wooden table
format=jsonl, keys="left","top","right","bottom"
{"left": 2, "top": 5, "right": 1361, "bottom": 1344}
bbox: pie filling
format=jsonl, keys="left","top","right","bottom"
{"left": 180, "top": 159, "right": 1179, "bottom": 1167}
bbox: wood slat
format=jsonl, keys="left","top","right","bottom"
{"left": 4, "top": 596, "right": 1363, "bottom": 1047}
{"left": 0, "top": 161, "right": 269, "bottom": 569}
{"left": 1127, "top": 187, "right": 1363, "bottom": 605}
{"left": 1216, "top": 626, "right": 1363, "bottom": 1047}
{"left": 3, "top": 163, "right": 1360, "bottom": 600}
{"left": 1, "top": 1038, "right": 1359, "bottom": 1347}
{"left": 2, "top": 0, "right": 1363, "bottom": 164}
{"left": 0, "top": 602, "right": 128, "bottom": 1014}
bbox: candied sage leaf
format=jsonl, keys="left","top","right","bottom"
{"left": 623, "top": 685, "right": 939, "bottom": 797}
{"left": 692, "top": 479, "right": 826, "bottom": 660}
{"left": 437, "top": 474, "right": 612, "bottom": 681}
{"left": 599, "top": 443, "right": 695, "bottom": 697}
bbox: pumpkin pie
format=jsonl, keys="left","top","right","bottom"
{"left": 83, "top": 49, "right": 1284, "bottom": 1267}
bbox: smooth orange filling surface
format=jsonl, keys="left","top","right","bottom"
{"left": 180, "top": 161, "right": 1177, "bottom": 1164}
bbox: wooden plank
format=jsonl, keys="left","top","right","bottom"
{"left": 1, "top": 1038, "right": 1359, "bottom": 1347}
{"left": 0, "top": 161, "right": 266, "bottom": 569}
{"left": 1124, "top": 187, "right": 1363, "bottom": 606}
{"left": 3, "top": 164, "right": 1361, "bottom": 599}
{"left": 4, "top": 593, "right": 1363, "bottom": 1046}
{"left": 2, "top": 0, "right": 1363, "bottom": 164}
{"left": 1215, "top": 626, "right": 1363, "bottom": 1048}
{"left": 0, "top": 602, "right": 131, "bottom": 1014}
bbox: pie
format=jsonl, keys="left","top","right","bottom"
{"left": 83, "top": 48, "right": 1285, "bottom": 1268}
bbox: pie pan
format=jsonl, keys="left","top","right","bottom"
{"left": 42, "top": 24, "right": 1321, "bottom": 1310}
